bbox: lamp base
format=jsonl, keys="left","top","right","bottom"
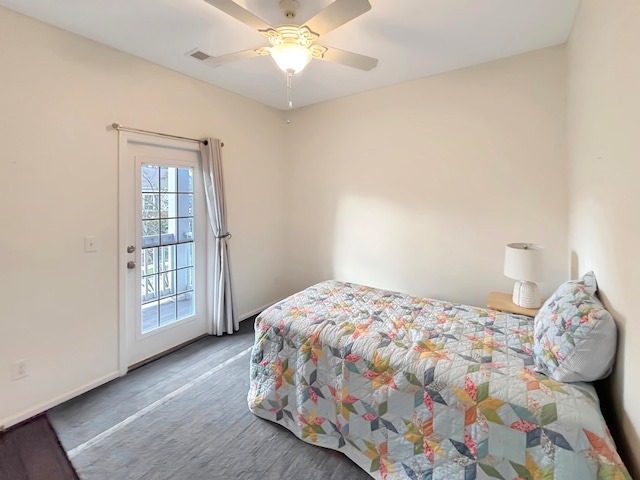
{"left": 512, "top": 281, "right": 541, "bottom": 308}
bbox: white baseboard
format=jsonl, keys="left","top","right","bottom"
{"left": 1, "top": 299, "right": 285, "bottom": 430}
{"left": 0, "top": 371, "right": 120, "bottom": 430}
{"left": 239, "top": 298, "right": 282, "bottom": 321}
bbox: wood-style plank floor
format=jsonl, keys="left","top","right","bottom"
{"left": 0, "top": 415, "right": 78, "bottom": 480}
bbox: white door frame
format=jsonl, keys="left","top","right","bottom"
{"left": 117, "top": 131, "right": 206, "bottom": 375}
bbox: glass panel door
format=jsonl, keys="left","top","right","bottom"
{"left": 140, "top": 165, "right": 195, "bottom": 334}
{"left": 119, "top": 132, "right": 207, "bottom": 369}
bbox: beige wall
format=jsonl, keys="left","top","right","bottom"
{"left": 4, "top": 5, "right": 637, "bottom": 474}
{"left": 567, "top": 0, "right": 640, "bottom": 475}
{"left": 285, "top": 47, "right": 568, "bottom": 307}
{"left": 0, "top": 7, "right": 289, "bottom": 427}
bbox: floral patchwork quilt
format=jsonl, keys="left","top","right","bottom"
{"left": 248, "top": 281, "right": 630, "bottom": 480}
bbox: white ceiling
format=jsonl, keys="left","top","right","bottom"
{"left": 0, "top": 0, "right": 580, "bottom": 110}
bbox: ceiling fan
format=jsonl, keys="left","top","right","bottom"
{"left": 193, "top": 0, "right": 378, "bottom": 75}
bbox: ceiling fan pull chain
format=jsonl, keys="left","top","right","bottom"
{"left": 286, "top": 70, "right": 294, "bottom": 109}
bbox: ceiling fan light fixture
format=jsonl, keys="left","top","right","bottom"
{"left": 269, "top": 43, "right": 312, "bottom": 74}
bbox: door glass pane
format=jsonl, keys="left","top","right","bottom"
{"left": 140, "top": 165, "right": 196, "bottom": 334}
{"left": 160, "top": 194, "right": 177, "bottom": 218}
{"left": 158, "top": 245, "right": 176, "bottom": 272}
{"left": 141, "top": 166, "right": 159, "bottom": 192}
{"left": 142, "top": 194, "right": 160, "bottom": 219}
{"left": 177, "top": 194, "right": 193, "bottom": 217}
{"left": 177, "top": 268, "right": 193, "bottom": 294}
{"left": 160, "top": 219, "right": 176, "bottom": 245}
{"left": 178, "top": 293, "right": 194, "bottom": 319}
{"left": 177, "top": 168, "right": 193, "bottom": 193}
{"left": 141, "top": 275, "right": 158, "bottom": 303}
{"left": 178, "top": 218, "right": 193, "bottom": 243}
{"left": 142, "top": 220, "right": 160, "bottom": 247}
{"left": 177, "top": 243, "right": 193, "bottom": 268}
{"left": 160, "top": 167, "right": 177, "bottom": 193}
{"left": 159, "top": 298, "right": 176, "bottom": 327}
{"left": 159, "top": 271, "right": 175, "bottom": 299}
{"left": 142, "top": 248, "right": 158, "bottom": 276}
{"left": 142, "top": 301, "right": 159, "bottom": 334}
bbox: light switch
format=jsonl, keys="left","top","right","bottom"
{"left": 84, "top": 237, "right": 98, "bottom": 253}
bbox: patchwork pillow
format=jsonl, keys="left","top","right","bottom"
{"left": 533, "top": 271, "right": 617, "bottom": 383}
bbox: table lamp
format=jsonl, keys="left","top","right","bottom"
{"left": 504, "top": 243, "right": 544, "bottom": 308}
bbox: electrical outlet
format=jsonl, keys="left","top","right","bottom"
{"left": 11, "top": 360, "right": 27, "bottom": 380}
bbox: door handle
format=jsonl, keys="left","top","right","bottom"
{"left": 127, "top": 245, "right": 136, "bottom": 253}
{"left": 127, "top": 261, "right": 136, "bottom": 269}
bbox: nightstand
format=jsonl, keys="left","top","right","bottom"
{"left": 487, "top": 292, "right": 541, "bottom": 317}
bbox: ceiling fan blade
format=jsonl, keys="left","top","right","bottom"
{"left": 203, "top": 0, "right": 273, "bottom": 32}
{"left": 199, "top": 48, "right": 266, "bottom": 68}
{"left": 303, "top": 0, "right": 371, "bottom": 36}
{"left": 317, "top": 46, "right": 378, "bottom": 71}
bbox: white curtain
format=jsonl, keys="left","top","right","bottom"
{"left": 200, "top": 138, "right": 238, "bottom": 335}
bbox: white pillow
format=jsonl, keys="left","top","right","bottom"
{"left": 532, "top": 272, "right": 617, "bottom": 383}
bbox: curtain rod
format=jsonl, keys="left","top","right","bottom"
{"left": 110, "top": 123, "right": 224, "bottom": 147}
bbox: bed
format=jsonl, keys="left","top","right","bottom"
{"left": 248, "top": 280, "right": 630, "bottom": 480}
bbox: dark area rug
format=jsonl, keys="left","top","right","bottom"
{"left": 0, "top": 415, "right": 78, "bottom": 480}
{"left": 50, "top": 319, "right": 370, "bottom": 479}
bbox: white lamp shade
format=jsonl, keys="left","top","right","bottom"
{"left": 269, "top": 43, "right": 312, "bottom": 74}
{"left": 504, "top": 243, "right": 544, "bottom": 282}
